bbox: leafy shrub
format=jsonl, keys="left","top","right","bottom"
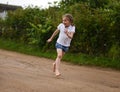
{"left": 0, "top": 0, "right": 120, "bottom": 58}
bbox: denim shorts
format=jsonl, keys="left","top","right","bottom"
{"left": 55, "top": 43, "right": 69, "bottom": 52}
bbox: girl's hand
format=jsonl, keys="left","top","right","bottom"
{"left": 47, "top": 38, "right": 52, "bottom": 43}
{"left": 64, "top": 28, "right": 74, "bottom": 39}
{"left": 64, "top": 28, "right": 68, "bottom": 34}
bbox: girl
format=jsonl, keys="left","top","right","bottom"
{"left": 47, "top": 14, "right": 75, "bottom": 77}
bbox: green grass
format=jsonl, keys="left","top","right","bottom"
{"left": 0, "top": 38, "right": 120, "bottom": 70}
{"left": 63, "top": 53, "right": 120, "bottom": 70}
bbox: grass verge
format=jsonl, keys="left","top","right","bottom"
{"left": 0, "top": 38, "right": 120, "bottom": 70}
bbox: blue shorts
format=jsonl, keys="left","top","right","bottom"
{"left": 55, "top": 43, "right": 69, "bottom": 52}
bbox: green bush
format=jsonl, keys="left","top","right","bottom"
{"left": 0, "top": 0, "right": 120, "bottom": 59}
{"left": 108, "top": 44, "right": 120, "bottom": 59}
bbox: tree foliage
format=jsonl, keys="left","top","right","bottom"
{"left": 0, "top": 0, "right": 120, "bottom": 59}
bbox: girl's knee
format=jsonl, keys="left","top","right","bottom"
{"left": 57, "top": 54, "right": 62, "bottom": 59}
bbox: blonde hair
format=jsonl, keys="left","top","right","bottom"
{"left": 62, "top": 14, "right": 74, "bottom": 26}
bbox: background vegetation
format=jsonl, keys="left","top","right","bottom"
{"left": 0, "top": 0, "right": 120, "bottom": 69}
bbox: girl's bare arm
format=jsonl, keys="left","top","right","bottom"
{"left": 65, "top": 30, "right": 75, "bottom": 39}
{"left": 47, "top": 29, "right": 59, "bottom": 43}
{"left": 66, "top": 32, "right": 74, "bottom": 39}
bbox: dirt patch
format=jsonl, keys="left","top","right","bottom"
{"left": 0, "top": 49, "right": 120, "bottom": 92}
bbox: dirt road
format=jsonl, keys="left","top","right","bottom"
{"left": 0, "top": 49, "right": 120, "bottom": 92}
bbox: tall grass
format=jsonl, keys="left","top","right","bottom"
{"left": 0, "top": 38, "right": 120, "bottom": 70}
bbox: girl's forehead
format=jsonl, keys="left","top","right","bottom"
{"left": 62, "top": 17, "right": 69, "bottom": 20}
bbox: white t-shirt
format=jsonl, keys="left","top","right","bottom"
{"left": 57, "top": 23, "right": 75, "bottom": 47}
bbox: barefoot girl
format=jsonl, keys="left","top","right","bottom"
{"left": 47, "top": 14, "right": 75, "bottom": 77}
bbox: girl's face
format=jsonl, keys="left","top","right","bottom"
{"left": 62, "top": 17, "right": 71, "bottom": 27}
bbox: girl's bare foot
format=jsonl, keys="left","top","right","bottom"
{"left": 55, "top": 70, "right": 61, "bottom": 77}
{"left": 56, "top": 73, "right": 61, "bottom": 77}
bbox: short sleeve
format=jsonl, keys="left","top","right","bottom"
{"left": 71, "top": 26, "right": 75, "bottom": 33}
{"left": 57, "top": 23, "right": 63, "bottom": 30}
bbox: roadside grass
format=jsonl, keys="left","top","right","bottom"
{"left": 0, "top": 38, "right": 120, "bottom": 70}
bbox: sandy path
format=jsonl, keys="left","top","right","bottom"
{"left": 0, "top": 49, "right": 120, "bottom": 92}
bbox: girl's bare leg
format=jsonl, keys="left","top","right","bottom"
{"left": 54, "top": 49, "right": 65, "bottom": 76}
